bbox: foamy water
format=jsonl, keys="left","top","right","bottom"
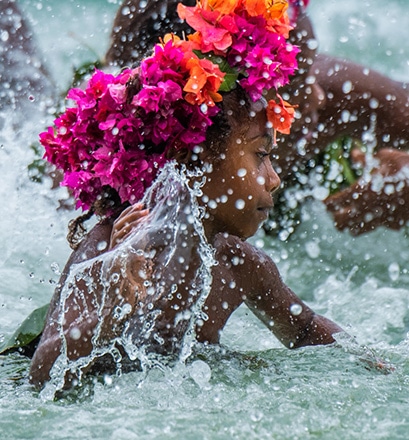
{"left": 1, "top": 0, "right": 409, "bottom": 438}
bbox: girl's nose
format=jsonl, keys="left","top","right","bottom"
{"left": 266, "top": 162, "right": 281, "bottom": 194}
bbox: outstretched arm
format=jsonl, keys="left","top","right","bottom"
{"left": 244, "top": 253, "right": 343, "bottom": 348}
{"left": 210, "top": 234, "right": 343, "bottom": 349}
{"left": 312, "top": 54, "right": 409, "bottom": 151}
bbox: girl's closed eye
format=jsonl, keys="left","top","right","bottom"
{"left": 257, "top": 151, "right": 270, "bottom": 160}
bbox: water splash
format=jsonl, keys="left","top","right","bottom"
{"left": 41, "top": 162, "right": 217, "bottom": 399}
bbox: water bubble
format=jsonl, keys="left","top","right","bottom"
{"left": 237, "top": 168, "right": 247, "bottom": 177}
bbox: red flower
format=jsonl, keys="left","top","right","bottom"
{"left": 267, "top": 94, "right": 297, "bottom": 142}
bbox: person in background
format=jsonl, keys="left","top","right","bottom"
{"left": 0, "top": 0, "right": 55, "bottom": 121}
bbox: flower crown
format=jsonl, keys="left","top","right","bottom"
{"left": 40, "top": 0, "right": 299, "bottom": 211}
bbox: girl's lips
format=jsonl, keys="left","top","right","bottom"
{"left": 258, "top": 206, "right": 273, "bottom": 219}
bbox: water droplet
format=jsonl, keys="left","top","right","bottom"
{"left": 388, "top": 262, "right": 400, "bottom": 281}
{"left": 290, "top": 304, "right": 303, "bottom": 316}
{"left": 103, "top": 374, "right": 113, "bottom": 386}
{"left": 69, "top": 327, "right": 81, "bottom": 340}
{"left": 235, "top": 199, "right": 245, "bottom": 210}
{"left": 305, "top": 241, "right": 320, "bottom": 259}
{"left": 97, "top": 240, "right": 108, "bottom": 251}
{"left": 342, "top": 81, "right": 353, "bottom": 94}
{"left": 257, "top": 176, "right": 265, "bottom": 185}
{"left": 369, "top": 98, "right": 379, "bottom": 109}
{"left": 1, "top": 31, "right": 9, "bottom": 42}
{"left": 50, "top": 262, "right": 61, "bottom": 275}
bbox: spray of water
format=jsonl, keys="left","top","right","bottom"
{"left": 41, "top": 162, "right": 217, "bottom": 399}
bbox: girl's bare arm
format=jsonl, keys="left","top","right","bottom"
{"left": 214, "top": 235, "right": 343, "bottom": 348}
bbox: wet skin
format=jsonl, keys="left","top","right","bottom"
{"left": 272, "top": 13, "right": 409, "bottom": 235}
{"left": 29, "top": 105, "right": 343, "bottom": 388}
{"left": 199, "top": 106, "right": 281, "bottom": 240}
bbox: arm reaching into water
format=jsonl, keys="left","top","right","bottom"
{"left": 197, "top": 234, "right": 343, "bottom": 348}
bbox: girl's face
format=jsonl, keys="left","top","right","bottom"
{"left": 200, "top": 106, "right": 281, "bottom": 240}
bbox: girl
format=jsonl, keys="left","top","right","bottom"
{"left": 29, "top": 0, "right": 343, "bottom": 390}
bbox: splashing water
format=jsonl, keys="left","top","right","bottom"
{"left": 2, "top": 0, "right": 409, "bottom": 439}
{"left": 41, "top": 162, "right": 217, "bottom": 399}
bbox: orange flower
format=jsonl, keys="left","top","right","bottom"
{"left": 177, "top": 3, "right": 238, "bottom": 53}
{"left": 243, "top": 0, "right": 288, "bottom": 21}
{"left": 266, "top": 94, "right": 297, "bottom": 142}
{"left": 183, "top": 57, "right": 225, "bottom": 106}
{"left": 203, "top": 0, "right": 240, "bottom": 15}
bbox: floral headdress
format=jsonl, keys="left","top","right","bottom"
{"left": 40, "top": 0, "right": 299, "bottom": 211}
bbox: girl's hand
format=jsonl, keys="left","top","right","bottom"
{"left": 324, "top": 148, "right": 409, "bottom": 235}
{"left": 109, "top": 203, "right": 149, "bottom": 249}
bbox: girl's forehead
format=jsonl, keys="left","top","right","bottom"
{"left": 226, "top": 111, "right": 271, "bottom": 152}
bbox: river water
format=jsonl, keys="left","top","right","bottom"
{"left": 1, "top": 0, "right": 409, "bottom": 438}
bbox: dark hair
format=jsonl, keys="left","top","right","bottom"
{"left": 105, "top": 0, "right": 195, "bottom": 68}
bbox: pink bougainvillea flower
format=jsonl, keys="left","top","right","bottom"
{"left": 177, "top": 3, "right": 238, "bottom": 54}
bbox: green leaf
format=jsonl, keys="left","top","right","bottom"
{"left": 193, "top": 50, "right": 239, "bottom": 92}
{"left": 219, "top": 72, "right": 239, "bottom": 92}
{"left": 0, "top": 304, "right": 49, "bottom": 354}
